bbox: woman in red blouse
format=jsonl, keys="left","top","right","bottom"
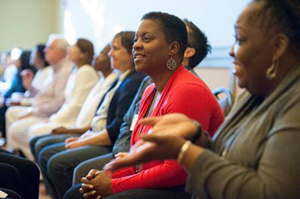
{"left": 79, "top": 11, "right": 224, "bottom": 199}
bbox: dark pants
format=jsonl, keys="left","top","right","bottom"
{"left": 29, "top": 134, "right": 52, "bottom": 161}
{"left": 64, "top": 184, "right": 191, "bottom": 199}
{"left": 0, "top": 150, "right": 39, "bottom": 199}
{"left": 38, "top": 142, "right": 112, "bottom": 199}
{"left": 29, "top": 134, "right": 79, "bottom": 162}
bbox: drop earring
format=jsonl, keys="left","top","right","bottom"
{"left": 166, "top": 56, "right": 177, "bottom": 70}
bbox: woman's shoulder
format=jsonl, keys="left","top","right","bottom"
{"left": 173, "top": 67, "right": 209, "bottom": 89}
{"left": 78, "top": 64, "right": 95, "bottom": 72}
{"left": 77, "top": 65, "right": 98, "bottom": 77}
{"left": 172, "top": 75, "right": 213, "bottom": 98}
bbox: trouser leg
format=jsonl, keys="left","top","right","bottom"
{"left": 73, "top": 153, "right": 113, "bottom": 185}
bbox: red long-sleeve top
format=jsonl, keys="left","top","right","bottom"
{"left": 111, "top": 65, "right": 224, "bottom": 193}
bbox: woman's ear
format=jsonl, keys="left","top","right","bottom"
{"left": 272, "top": 33, "right": 289, "bottom": 60}
{"left": 169, "top": 41, "right": 180, "bottom": 56}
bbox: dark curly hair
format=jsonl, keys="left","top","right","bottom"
{"left": 141, "top": 11, "right": 188, "bottom": 59}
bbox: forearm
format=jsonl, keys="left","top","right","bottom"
{"left": 68, "top": 126, "right": 90, "bottom": 134}
{"left": 84, "top": 129, "right": 112, "bottom": 146}
{"left": 181, "top": 144, "right": 205, "bottom": 172}
{"left": 112, "top": 160, "right": 187, "bottom": 193}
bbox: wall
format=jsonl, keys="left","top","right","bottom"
{"left": 195, "top": 67, "right": 245, "bottom": 99}
{"left": 0, "top": 0, "right": 61, "bottom": 53}
{"left": 61, "top": 0, "right": 250, "bottom": 53}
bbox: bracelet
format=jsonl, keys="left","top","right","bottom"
{"left": 191, "top": 120, "right": 202, "bottom": 143}
{"left": 177, "top": 140, "right": 192, "bottom": 164}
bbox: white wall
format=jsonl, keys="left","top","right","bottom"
{"left": 62, "top": 0, "right": 250, "bottom": 55}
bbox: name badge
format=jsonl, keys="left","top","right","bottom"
{"left": 130, "top": 114, "right": 139, "bottom": 131}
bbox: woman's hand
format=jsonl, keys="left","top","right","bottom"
{"left": 51, "top": 126, "right": 69, "bottom": 135}
{"left": 64, "top": 130, "right": 95, "bottom": 149}
{"left": 80, "top": 184, "right": 100, "bottom": 199}
{"left": 115, "top": 152, "right": 128, "bottom": 159}
{"left": 65, "top": 137, "right": 79, "bottom": 145}
{"left": 104, "top": 132, "right": 186, "bottom": 173}
{"left": 79, "top": 130, "right": 94, "bottom": 139}
{"left": 65, "top": 138, "right": 87, "bottom": 149}
{"left": 80, "top": 169, "right": 101, "bottom": 199}
{"left": 80, "top": 169, "right": 112, "bottom": 198}
{"left": 104, "top": 113, "right": 201, "bottom": 172}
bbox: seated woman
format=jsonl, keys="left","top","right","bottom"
{"left": 64, "top": 16, "right": 213, "bottom": 199}
{"left": 9, "top": 38, "right": 99, "bottom": 159}
{"left": 104, "top": 1, "right": 300, "bottom": 199}
{"left": 36, "top": 31, "right": 145, "bottom": 199}
{"left": 78, "top": 12, "right": 224, "bottom": 199}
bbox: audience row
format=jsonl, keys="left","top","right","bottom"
{"left": 1, "top": 0, "right": 300, "bottom": 198}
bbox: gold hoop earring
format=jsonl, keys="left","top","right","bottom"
{"left": 166, "top": 56, "right": 176, "bottom": 70}
{"left": 266, "top": 59, "right": 278, "bottom": 80}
